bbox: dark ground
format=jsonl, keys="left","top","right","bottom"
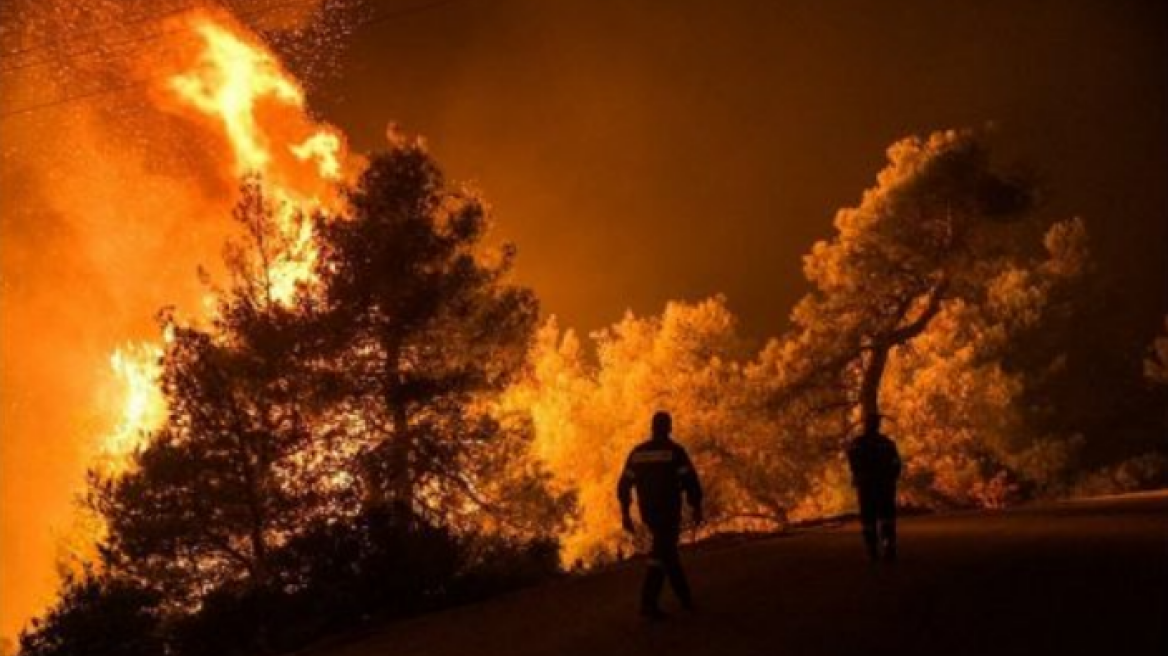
{"left": 300, "top": 492, "right": 1168, "bottom": 656}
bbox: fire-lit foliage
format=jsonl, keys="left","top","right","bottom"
{"left": 501, "top": 297, "right": 831, "bottom": 565}
{"left": 7, "top": 2, "right": 1166, "bottom": 651}
{"left": 24, "top": 142, "right": 567, "bottom": 655}
{"left": 502, "top": 130, "right": 1141, "bottom": 565}
{"left": 746, "top": 131, "right": 1098, "bottom": 510}
{"left": 1, "top": 2, "right": 369, "bottom": 638}
{"left": 93, "top": 9, "right": 357, "bottom": 478}
{"left": 90, "top": 185, "right": 338, "bottom": 608}
{"left": 16, "top": 116, "right": 1167, "bottom": 654}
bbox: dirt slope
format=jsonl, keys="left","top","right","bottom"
{"left": 301, "top": 492, "right": 1168, "bottom": 656}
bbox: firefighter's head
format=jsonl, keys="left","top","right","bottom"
{"left": 651, "top": 411, "right": 672, "bottom": 439}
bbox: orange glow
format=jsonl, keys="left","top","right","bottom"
{"left": 292, "top": 132, "right": 344, "bottom": 181}
{"left": 169, "top": 19, "right": 305, "bottom": 176}
{"left": 101, "top": 343, "right": 166, "bottom": 474}
{"left": 94, "top": 13, "right": 357, "bottom": 476}
{"left": 0, "top": 5, "right": 366, "bottom": 637}
{"left": 166, "top": 16, "right": 351, "bottom": 304}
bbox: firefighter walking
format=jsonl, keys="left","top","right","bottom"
{"left": 617, "top": 411, "right": 703, "bottom": 620}
{"left": 847, "top": 413, "right": 902, "bottom": 562}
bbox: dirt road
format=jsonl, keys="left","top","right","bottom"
{"left": 304, "top": 492, "right": 1168, "bottom": 656}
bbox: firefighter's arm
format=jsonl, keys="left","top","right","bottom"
{"left": 617, "top": 455, "right": 636, "bottom": 533}
{"left": 846, "top": 443, "right": 861, "bottom": 488}
{"left": 890, "top": 442, "right": 903, "bottom": 480}
{"left": 678, "top": 447, "right": 704, "bottom": 524}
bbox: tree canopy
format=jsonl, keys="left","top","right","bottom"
{"left": 21, "top": 128, "right": 1166, "bottom": 655}
{"left": 31, "top": 141, "right": 566, "bottom": 655}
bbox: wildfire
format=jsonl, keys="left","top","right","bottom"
{"left": 170, "top": 20, "right": 302, "bottom": 174}
{"left": 292, "top": 132, "right": 344, "bottom": 180}
{"left": 0, "top": 5, "right": 367, "bottom": 639}
{"left": 100, "top": 343, "right": 166, "bottom": 473}
{"left": 169, "top": 15, "right": 350, "bottom": 302}
{"left": 99, "top": 12, "right": 353, "bottom": 472}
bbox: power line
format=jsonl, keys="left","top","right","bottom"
{"left": 2, "top": 1, "right": 211, "bottom": 59}
{"left": 0, "top": 71, "right": 171, "bottom": 120}
{"left": 0, "top": 1, "right": 282, "bottom": 60}
{"left": 0, "top": 0, "right": 474, "bottom": 122}
{"left": 359, "top": 0, "right": 468, "bottom": 26}
{"left": 0, "top": 0, "right": 315, "bottom": 75}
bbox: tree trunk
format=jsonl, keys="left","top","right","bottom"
{"left": 382, "top": 336, "right": 415, "bottom": 515}
{"left": 231, "top": 425, "right": 270, "bottom": 587}
{"left": 859, "top": 343, "right": 891, "bottom": 425}
{"left": 244, "top": 455, "right": 270, "bottom": 586}
{"left": 248, "top": 520, "right": 269, "bottom": 584}
{"left": 858, "top": 281, "right": 948, "bottom": 426}
{"left": 387, "top": 398, "right": 413, "bottom": 512}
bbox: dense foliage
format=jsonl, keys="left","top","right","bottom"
{"left": 22, "top": 141, "right": 564, "bottom": 656}
{"left": 21, "top": 130, "right": 1166, "bottom": 654}
{"left": 506, "top": 130, "right": 1165, "bottom": 563}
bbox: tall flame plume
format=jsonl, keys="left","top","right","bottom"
{"left": 101, "top": 13, "right": 353, "bottom": 475}
{"left": 0, "top": 5, "right": 363, "bottom": 640}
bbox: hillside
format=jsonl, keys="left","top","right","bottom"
{"left": 299, "top": 492, "right": 1168, "bottom": 656}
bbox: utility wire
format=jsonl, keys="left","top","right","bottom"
{"left": 2, "top": 1, "right": 222, "bottom": 59}
{"left": 0, "top": 0, "right": 303, "bottom": 60}
{"left": 0, "top": 70, "right": 171, "bottom": 120}
{"left": 0, "top": 0, "right": 316, "bottom": 75}
{"left": 0, "top": 0, "right": 469, "bottom": 121}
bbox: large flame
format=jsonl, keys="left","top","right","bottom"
{"left": 0, "top": 6, "right": 362, "bottom": 639}
{"left": 168, "top": 16, "right": 349, "bottom": 304}
{"left": 169, "top": 20, "right": 305, "bottom": 176}
{"left": 101, "top": 343, "right": 166, "bottom": 474}
{"left": 98, "top": 13, "right": 352, "bottom": 473}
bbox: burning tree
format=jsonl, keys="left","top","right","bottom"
{"left": 765, "top": 128, "right": 1090, "bottom": 507}
{"left": 16, "top": 8, "right": 568, "bottom": 651}
{"left": 506, "top": 297, "right": 834, "bottom": 564}
{"left": 506, "top": 298, "right": 749, "bottom": 563}
{"left": 785, "top": 129, "right": 1035, "bottom": 422}
{"left": 90, "top": 184, "right": 343, "bottom": 605}
{"left": 55, "top": 141, "right": 566, "bottom": 654}
{"left": 310, "top": 139, "right": 565, "bottom": 534}
{"left": 505, "top": 129, "right": 1097, "bottom": 563}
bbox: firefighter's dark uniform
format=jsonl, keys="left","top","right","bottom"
{"left": 617, "top": 437, "right": 703, "bottom": 614}
{"left": 846, "top": 430, "right": 902, "bottom": 559}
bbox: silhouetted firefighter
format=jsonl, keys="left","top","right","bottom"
{"left": 617, "top": 411, "right": 703, "bottom": 620}
{"left": 847, "top": 414, "right": 902, "bottom": 561}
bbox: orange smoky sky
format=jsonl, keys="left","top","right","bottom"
{"left": 318, "top": 0, "right": 1167, "bottom": 337}
{"left": 2, "top": 0, "right": 1166, "bottom": 644}
{"left": 0, "top": 104, "right": 236, "bottom": 644}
